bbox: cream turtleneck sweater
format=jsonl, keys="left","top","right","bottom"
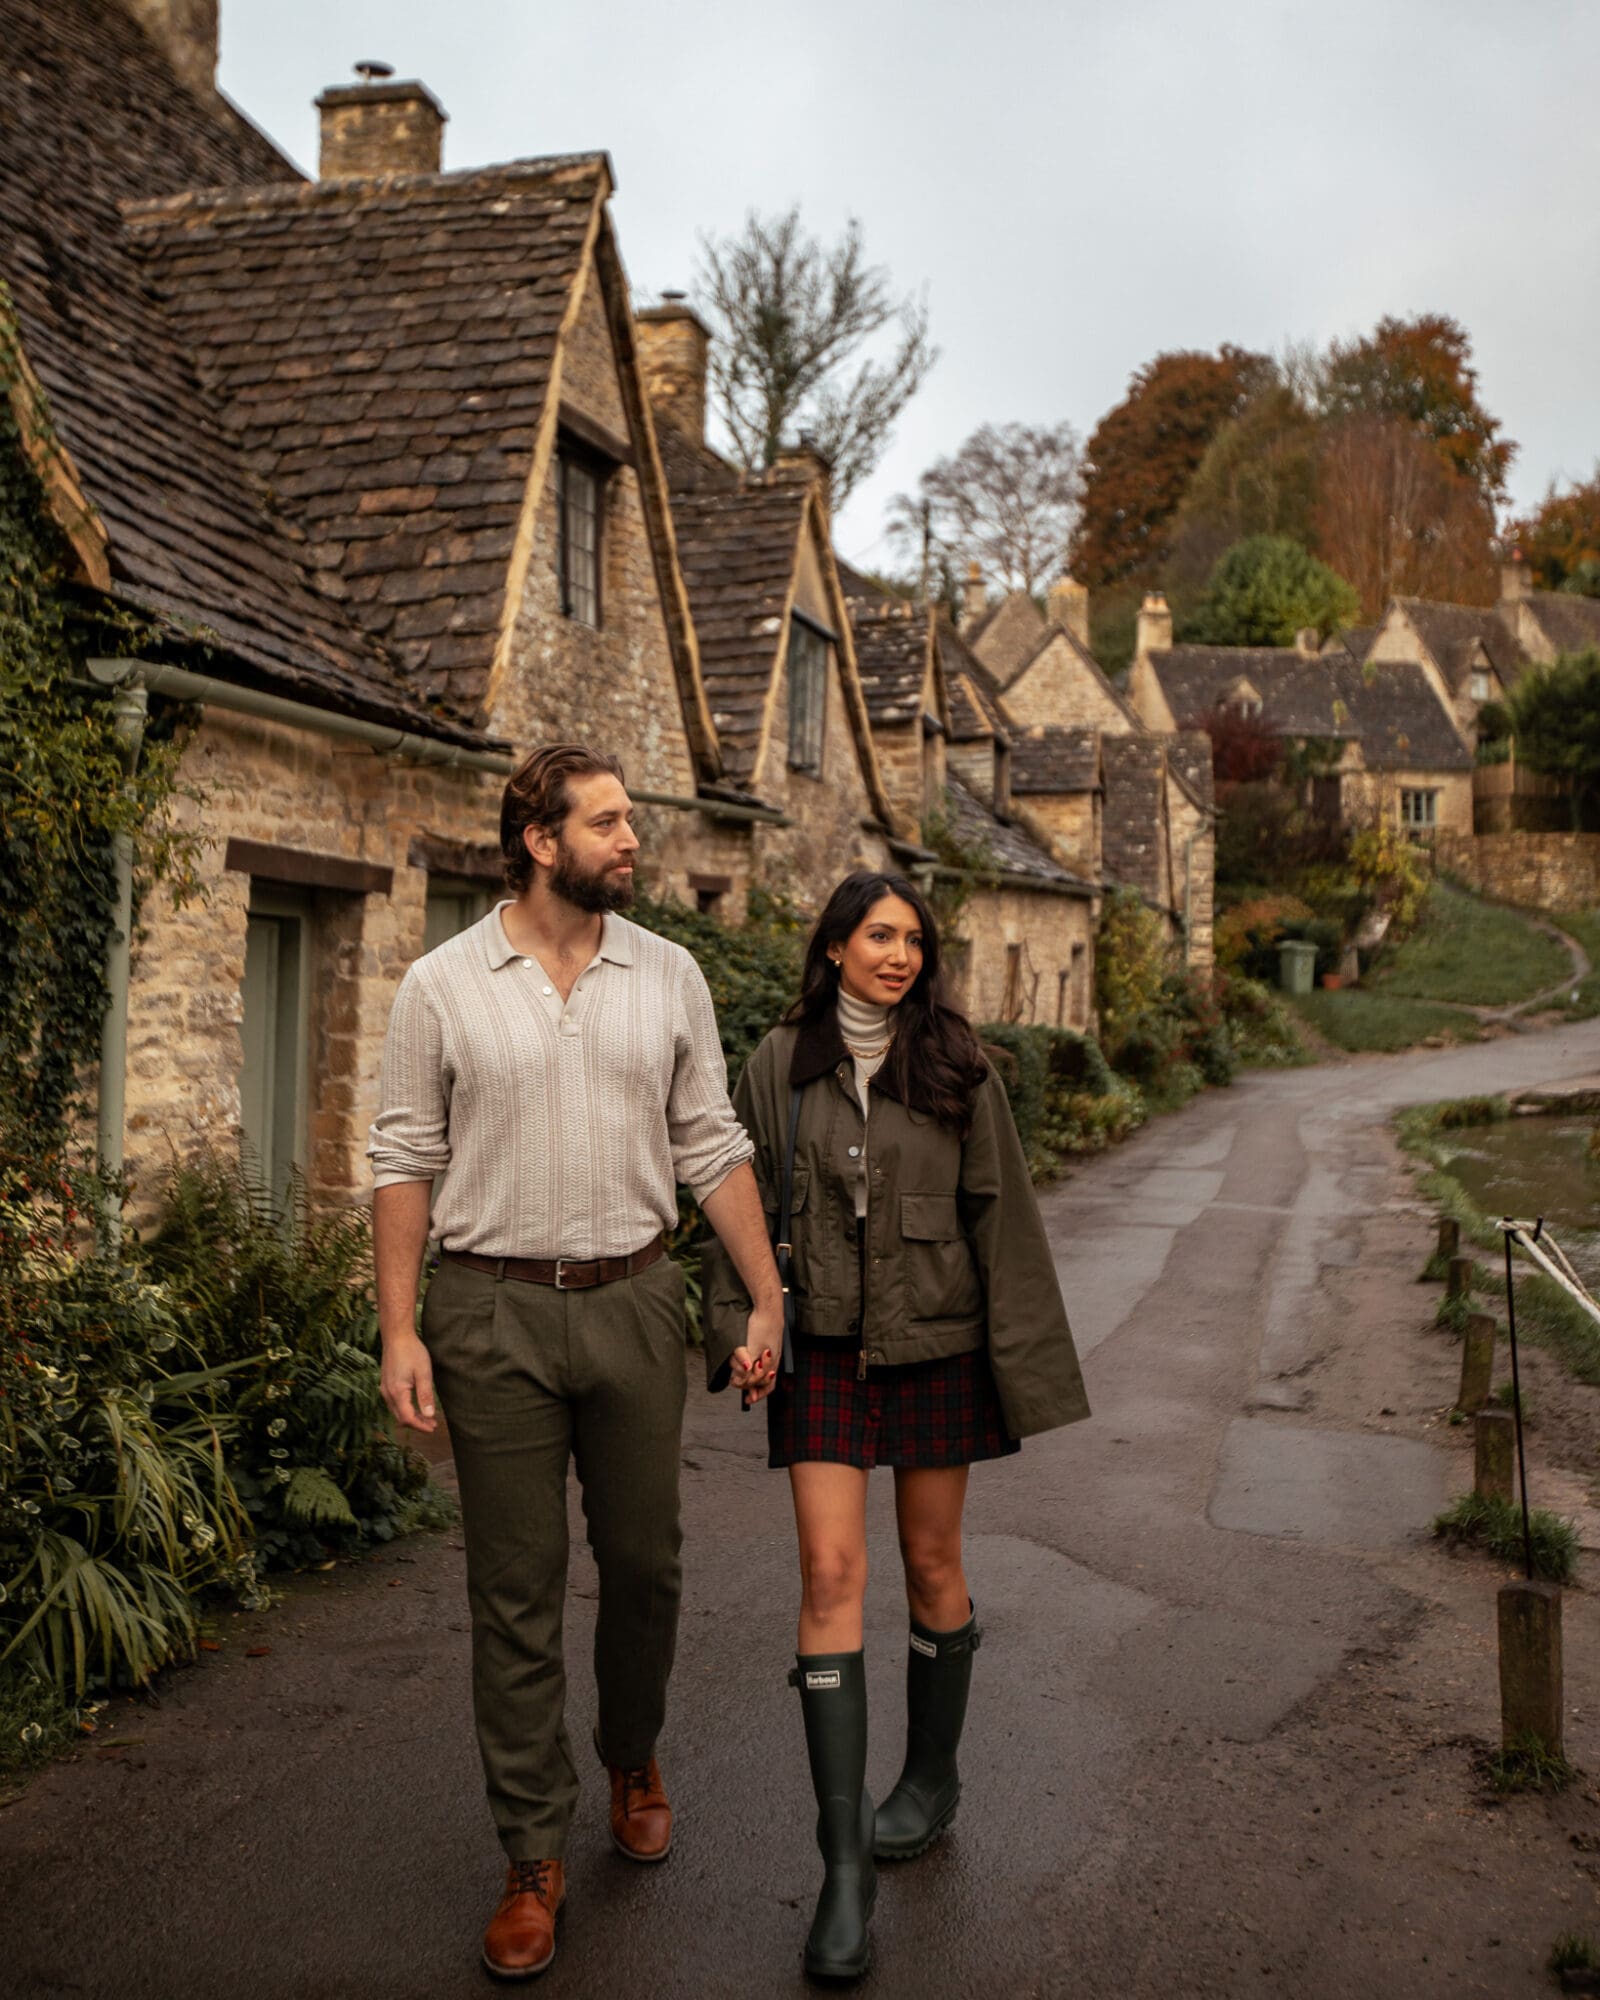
{"left": 837, "top": 988, "right": 895, "bottom": 1218}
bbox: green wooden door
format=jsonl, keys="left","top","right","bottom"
{"left": 239, "top": 889, "right": 312, "bottom": 1202}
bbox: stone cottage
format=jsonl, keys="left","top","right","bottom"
{"left": 1128, "top": 595, "right": 1474, "bottom": 842}
{"left": 1, "top": 1, "right": 821, "bottom": 1217}
{"left": 962, "top": 581, "right": 1217, "bottom": 977}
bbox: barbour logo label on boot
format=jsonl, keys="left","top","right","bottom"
{"left": 803, "top": 1669, "right": 841, "bottom": 1690}
{"left": 909, "top": 1633, "right": 938, "bottom": 1657}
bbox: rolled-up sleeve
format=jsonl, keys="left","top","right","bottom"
{"left": 367, "top": 966, "right": 453, "bottom": 1188}
{"left": 667, "top": 954, "right": 755, "bottom": 1205}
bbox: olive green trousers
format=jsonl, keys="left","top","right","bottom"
{"left": 421, "top": 1253, "right": 688, "bottom": 1860}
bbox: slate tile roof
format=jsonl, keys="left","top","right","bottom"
{"left": 1011, "top": 726, "right": 1101, "bottom": 795}
{"left": 126, "top": 157, "right": 608, "bottom": 723}
{"left": 667, "top": 475, "right": 810, "bottom": 784}
{"left": 0, "top": 0, "right": 457, "bottom": 728}
{"left": 1149, "top": 646, "right": 1470, "bottom": 772}
{"left": 1525, "top": 590, "right": 1600, "bottom": 660}
{"left": 1100, "top": 736, "right": 1168, "bottom": 906}
{"left": 942, "top": 775, "right": 1087, "bottom": 889}
{"left": 1394, "top": 597, "right": 1527, "bottom": 689}
{"left": 1167, "top": 730, "right": 1216, "bottom": 814}
{"left": 935, "top": 620, "right": 1008, "bottom": 742}
{"left": 851, "top": 603, "right": 929, "bottom": 727}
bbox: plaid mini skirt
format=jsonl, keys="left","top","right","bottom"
{"left": 766, "top": 1334, "right": 1021, "bottom": 1471}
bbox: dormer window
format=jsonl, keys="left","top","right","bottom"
{"left": 1469, "top": 669, "right": 1491, "bottom": 703}
{"left": 787, "top": 615, "right": 830, "bottom": 775}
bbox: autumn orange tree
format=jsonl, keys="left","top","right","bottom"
{"left": 1508, "top": 468, "right": 1600, "bottom": 595}
{"left": 1070, "top": 346, "right": 1266, "bottom": 587}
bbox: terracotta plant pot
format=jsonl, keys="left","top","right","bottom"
{"left": 1320, "top": 972, "right": 1342, "bottom": 991}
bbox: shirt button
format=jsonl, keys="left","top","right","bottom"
{"left": 847, "top": 1145, "right": 860, "bottom": 1159}
{"left": 522, "top": 959, "right": 533, "bottom": 969}
{"left": 542, "top": 985, "right": 553, "bottom": 995}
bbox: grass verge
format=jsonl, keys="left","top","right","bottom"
{"left": 1539, "top": 908, "right": 1600, "bottom": 1022}
{"left": 1292, "top": 989, "right": 1484, "bottom": 1053}
{"left": 1368, "top": 882, "right": 1572, "bottom": 1007}
{"left": 1432, "top": 1491, "right": 1578, "bottom": 1583}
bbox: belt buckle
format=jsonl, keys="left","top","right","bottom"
{"left": 553, "top": 1259, "right": 571, "bottom": 1290}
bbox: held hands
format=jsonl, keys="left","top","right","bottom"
{"left": 381, "top": 1330, "right": 438, "bottom": 1435}
{"left": 731, "top": 1299, "right": 786, "bottom": 1409}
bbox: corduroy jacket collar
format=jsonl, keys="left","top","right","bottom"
{"left": 787, "top": 1005, "right": 905, "bottom": 1103}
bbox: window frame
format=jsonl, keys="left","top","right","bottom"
{"left": 557, "top": 440, "right": 609, "bottom": 628}
{"left": 785, "top": 612, "right": 831, "bottom": 776}
{"left": 1399, "top": 787, "right": 1439, "bottom": 829}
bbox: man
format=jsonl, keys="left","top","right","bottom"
{"left": 370, "top": 744, "right": 783, "bottom": 1980}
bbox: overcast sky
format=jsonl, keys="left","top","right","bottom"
{"left": 221, "top": 0, "right": 1600, "bottom": 572}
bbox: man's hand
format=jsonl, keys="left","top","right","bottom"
{"left": 730, "top": 1299, "right": 785, "bottom": 1407}
{"left": 381, "top": 1329, "right": 438, "bottom": 1434}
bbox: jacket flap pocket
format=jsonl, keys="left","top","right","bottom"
{"left": 762, "top": 1164, "right": 810, "bottom": 1215}
{"left": 900, "top": 1192, "right": 961, "bottom": 1240}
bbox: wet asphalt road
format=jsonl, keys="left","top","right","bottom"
{"left": 6, "top": 1020, "right": 1600, "bottom": 2000}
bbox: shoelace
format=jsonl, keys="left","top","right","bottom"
{"left": 621, "top": 1764, "right": 654, "bottom": 1811}
{"left": 511, "top": 1859, "right": 555, "bottom": 1898}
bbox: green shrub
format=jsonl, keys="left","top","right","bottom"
{"left": 982, "top": 1024, "right": 1139, "bottom": 1177}
{"left": 1216, "top": 972, "right": 1307, "bottom": 1066}
{"left": 145, "top": 1160, "right": 448, "bottom": 1569}
{"left": 1095, "top": 887, "right": 1172, "bottom": 1067}
{"left": 630, "top": 886, "right": 805, "bottom": 1091}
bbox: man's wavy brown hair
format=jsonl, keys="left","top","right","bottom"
{"left": 500, "top": 744, "right": 626, "bottom": 893}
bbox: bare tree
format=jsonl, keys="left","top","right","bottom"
{"left": 695, "top": 208, "right": 935, "bottom": 506}
{"left": 889, "top": 421, "right": 1084, "bottom": 596}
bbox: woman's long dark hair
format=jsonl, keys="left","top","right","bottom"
{"left": 788, "top": 871, "right": 989, "bottom": 1132}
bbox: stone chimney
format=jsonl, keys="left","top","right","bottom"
{"left": 961, "top": 561, "right": 987, "bottom": 632}
{"left": 1500, "top": 547, "right": 1533, "bottom": 606}
{"left": 316, "top": 66, "right": 447, "bottom": 178}
{"left": 1048, "top": 575, "right": 1090, "bottom": 648}
{"left": 1293, "top": 626, "right": 1320, "bottom": 656}
{"left": 635, "top": 295, "right": 711, "bottom": 444}
{"left": 1135, "top": 590, "right": 1173, "bottom": 662}
{"left": 119, "top": 0, "right": 217, "bottom": 97}
{"left": 773, "top": 433, "right": 833, "bottom": 499}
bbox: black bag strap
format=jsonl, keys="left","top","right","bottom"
{"left": 775, "top": 1085, "right": 802, "bottom": 1375}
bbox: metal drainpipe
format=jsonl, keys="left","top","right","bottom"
{"left": 96, "top": 676, "right": 149, "bottom": 1251}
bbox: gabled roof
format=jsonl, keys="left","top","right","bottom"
{"left": 851, "top": 602, "right": 931, "bottom": 727}
{"left": 1167, "top": 730, "right": 1216, "bottom": 814}
{"left": 126, "top": 156, "right": 609, "bottom": 725}
{"left": 1148, "top": 645, "right": 1470, "bottom": 772}
{"left": 1330, "top": 625, "right": 1377, "bottom": 663}
{"left": 965, "top": 590, "right": 1045, "bottom": 682}
{"left": 935, "top": 620, "right": 1009, "bottom": 743}
{"left": 1009, "top": 618, "right": 1142, "bottom": 730}
{"left": 669, "top": 474, "right": 812, "bottom": 783}
{"left": 0, "top": 0, "right": 450, "bottom": 729}
{"left": 1394, "top": 597, "right": 1527, "bottom": 689}
{"left": 1011, "top": 726, "right": 1101, "bottom": 795}
{"left": 942, "top": 775, "right": 1089, "bottom": 891}
{"left": 1100, "top": 736, "right": 1168, "bottom": 906}
{"left": 1523, "top": 590, "right": 1600, "bottom": 660}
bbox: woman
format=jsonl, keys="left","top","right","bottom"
{"left": 705, "top": 872, "right": 1089, "bottom": 1981}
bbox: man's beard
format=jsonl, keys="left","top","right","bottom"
{"left": 549, "top": 844, "right": 635, "bottom": 915}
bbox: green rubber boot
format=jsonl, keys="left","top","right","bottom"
{"left": 790, "top": 1651, "right": 876, "bottom": 1981}
{"left": 873, "top": 1607, "right": 980, "bottom": 1860}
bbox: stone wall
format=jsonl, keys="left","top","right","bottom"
{"left": 955, "top": 885, "right": 1095, "bottom": 1032}
{"left": 491, "top": 262, "right": 700, "bottom": 878}
{"left": 1166, "top": 782, "right": 1215, "bottom": 978}
{"left": 1432, "top": 832, "right": 1600, "bottom": 913}
{"left": 946, "top": 738, "right": 997, "bottom": 808}
{"left": 1021, "top": 792, "right": 1099, "bottom": 880}
{"left": 1004, "top": 631, "right": 1134, "bottom": 736}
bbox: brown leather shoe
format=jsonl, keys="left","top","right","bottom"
{"left": 604, "top": 1755, "right": 673, "bottom": 1862}
{"left": 482, "top": 1859, "right": 564, "bottom": 1980}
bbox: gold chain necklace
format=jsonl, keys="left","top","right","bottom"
{"left": 842, "top": 1030, "right": 895, "bottom": 1062}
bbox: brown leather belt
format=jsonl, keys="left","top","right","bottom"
{"left": 443, "top": 1234, "right": 666, "bottom": 1291}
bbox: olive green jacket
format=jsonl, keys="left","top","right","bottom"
{"left": 703, "top": 1011, "right": 1090, "bottom": 1440}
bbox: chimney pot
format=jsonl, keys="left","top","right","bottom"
{"left": 635, "top": 296, "right": 712, "bottom": 444}
{"left": 1135, "top": 589, "right": 1173, "bottom": 661}
{"left": 1294, "top": 625, "right": 1320, "bottom": 656}
{"left": 316, "top": 76, "right": 447, "bottom": 178}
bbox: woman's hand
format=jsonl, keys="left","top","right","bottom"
{"left": 731, "top": 1299, "right": 785, "bottom": 1407}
